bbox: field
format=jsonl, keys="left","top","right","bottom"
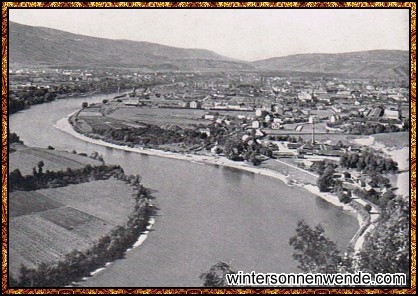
{"left": 9, "top": 178, "right": 136, "bottom": 278}
{"left": 9, "top": 144, "right": 102, "bottom": 175}
{"left": 106, "top": 105, "right": 213, "bottom": 128}
{"left": 372, "top": 132, "right": 409, "bottom": 149}
{"left": 85, "top": 102, "right": 253, "bottom": 129}
{"left": 260, "top": 158, "right": 318, "bottom": 185}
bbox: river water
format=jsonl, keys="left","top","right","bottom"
{"left": 9, "top": 94, "right": 358, "bottom": 287}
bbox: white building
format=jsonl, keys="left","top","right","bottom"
{"left": 383, "top": 109, "right": 400, "bottom": 120}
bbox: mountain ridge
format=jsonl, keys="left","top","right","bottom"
{"left": 9, "top": 21, "right": 251, "bottom": 71}
{"left": 9, "top": 21, "right": 408, "bottom": 78}
{"left": 252, "top": 50, "right": 409, "bottom": 78}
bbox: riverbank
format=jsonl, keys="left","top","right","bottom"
{"left": 56, "top": 112, "right": 371, "bottom": 254}
{"left": 9, "top": 157, "right": 155, "bottom": 287}
{"left": 354, "top": 135, "right": 409, "bottom": 198}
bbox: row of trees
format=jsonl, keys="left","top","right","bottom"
{"left": 9, "top": 75, "right": 152, "bottom": 114}
{"left": 10, "top": 169, "right": 154, "bottom": 287}
{"left": 340, "top": 151, "right": 398, "bottom": 174}
{"left": 9, "top": 164, "right": 124, "bottom": 192}
{"left": 345, "top": 122, "right": 402, "bottom": 135}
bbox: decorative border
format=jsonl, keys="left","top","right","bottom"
{"left": 1, "top": 2, "right": 416, "bottom": 294}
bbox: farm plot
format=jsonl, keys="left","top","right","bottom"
{"left": 9, "top": 146, "right": 102, "bottom": 175}
{"left": 38, "top": 179, "right": 136, "bottom": 224}
{"left": 77, "top": 116, "right": 130, "bottom": 131}
{"left": 10, "top": 191, "right": 64, "bottom": 218}
{"left": 106, "top": 107, "right": 212, "bottom": 128}
{"left": 9, "top": 178, "right": 136, "bottom": 278}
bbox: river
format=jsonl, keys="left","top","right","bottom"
{"left": 9, "top": 94, "right": 358, "bottom": 287}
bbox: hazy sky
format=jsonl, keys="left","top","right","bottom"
{"left": 9, "top": 9, "right": 409, "bottom": 61}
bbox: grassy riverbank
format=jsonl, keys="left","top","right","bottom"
{"left": 8, "top": 143, "right": 155, "bottom": 287}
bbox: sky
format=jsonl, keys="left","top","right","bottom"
{"left": 9, "top": 9, "right": 409, "bottom": 61}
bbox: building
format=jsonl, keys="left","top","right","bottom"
{"left": 383, "top": 109, "right": 400, "bottom": 120}
{"left": 190, "top": 101, "right": 200, "bottom": 109}
{"left": 199, "top": 128, "right": 211, "bottom": 137}
{"left": 309, "top": 115, "right": 319, "bottom": 124}
{"left": 252, "top": 120, "right": 260, "bottom": 129}
{"left": 329, "top": 114, "right": 341, "bottom": 123}
{"left": 297, "top": 92, "right": 312, "bottom": 101}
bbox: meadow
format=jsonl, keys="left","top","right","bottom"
{"left": 9, "top": 145, "right": 102, "bottom": 175}
{"left": 9, "top": 178, "right": 136, "bottom": 278}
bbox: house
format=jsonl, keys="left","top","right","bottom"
{"left": 189, "top": 101, "right": 200, "bottom": 109}
{"left": 329, "top": 114, "right": 341, "bottom": 123}
{"left": 252, "top": 120, "right": 260, "bottom": 129}
{"left": 265, "top": 114, "right": 272, "bottom": 123}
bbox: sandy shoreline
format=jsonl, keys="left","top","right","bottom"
{"left": 55, "top": 112, "right": 370, "bottom": 253}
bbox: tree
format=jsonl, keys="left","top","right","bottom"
{"left": 289, "top": 220, "right": 348, "bottom": 273}
{"left": 200, "top": 261, "right": 237, "bottom": 287}
{"left": 317, "top": 166, "right": 335, "bottom": 192}
{"left": 360, "top": 197, "right": 409, "bottom": 279}
{"left": 37, "top": 161, "right": 45, "bottom": 174}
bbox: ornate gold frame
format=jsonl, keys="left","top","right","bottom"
{"left": 1, "top": 2, "right": 416, "bottom": 294}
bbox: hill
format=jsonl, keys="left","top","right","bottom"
{"left": 9, "top": 22, "right": 408, "bottom": 77}
{"left": 252, "top": 50, "right": 409, "bottom": 78}
{"left": 9, "top": 22, "right": 253, "bottom": 71}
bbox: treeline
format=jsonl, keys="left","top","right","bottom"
{"left": 9, "top": 87, "right": 58, "bottom": 114}
{"left": 9, "top": 75, "right": 147, "bottom": 114}
{"left": 344, "top": 121, "right": 408, "bottom": 135}
{"left": 340, "top": 151, "right": 398, "bottom": 174}
{"left": 9, "top": 173, "right": 155, "bottom": 287}
{"left": 9, "top": 164, "right": 124, "bottom": 192}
